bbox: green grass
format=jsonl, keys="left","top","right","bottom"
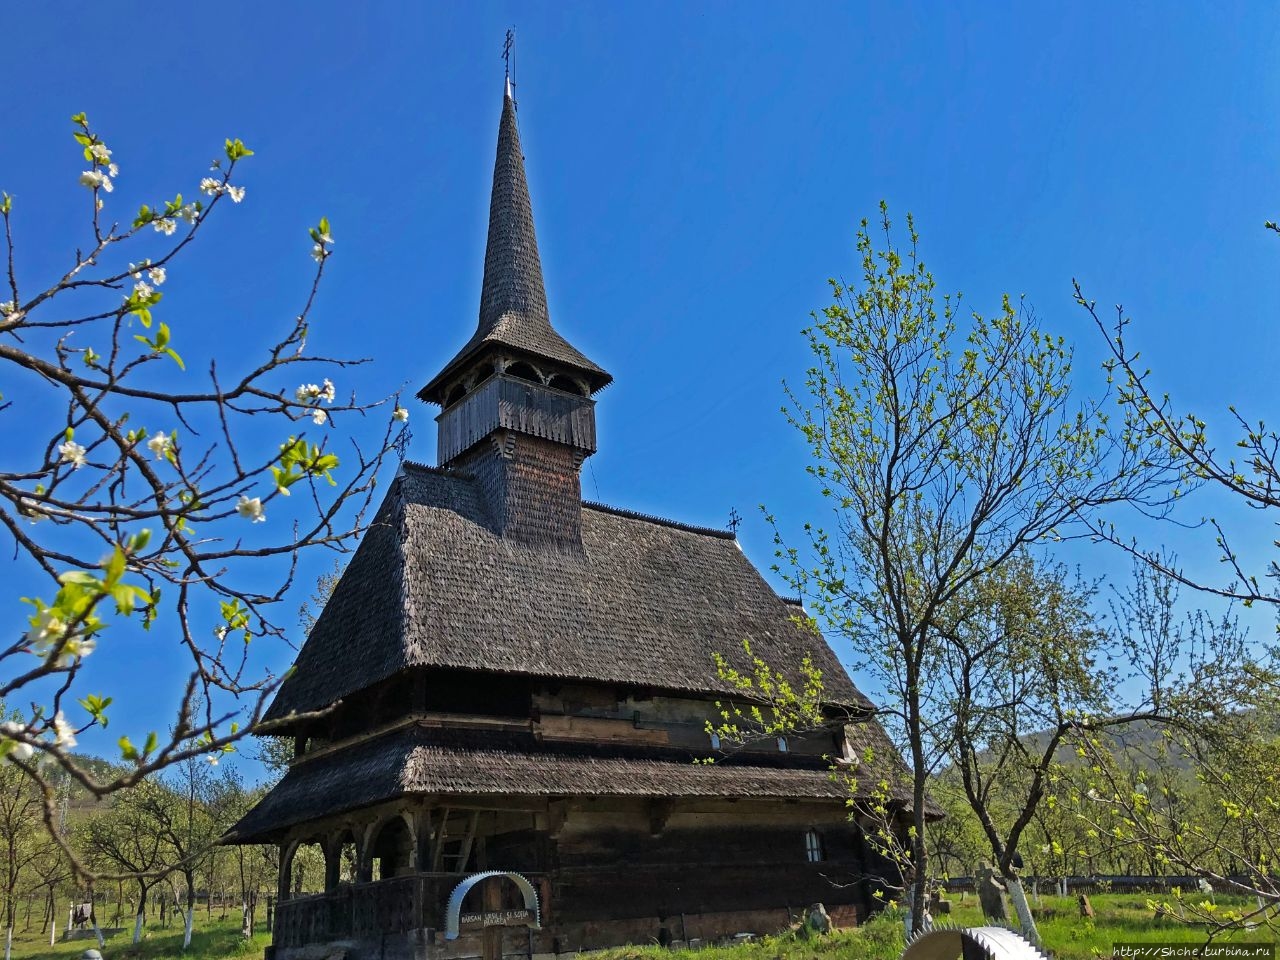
{"left": 591, "top": 893, "right": 1277, "bottom": 960}
{"left": 7, "top": 914, "right": 271, "bottom": 960}
{"left": 10, "top": 894, "right": 1274, "bottom": 959}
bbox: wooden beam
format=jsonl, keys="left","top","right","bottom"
{"left": 430, "top": 806, "right": 451, "bottom": 872}
{"left": 456, "top": 811, "right": 481, "bottom": 872}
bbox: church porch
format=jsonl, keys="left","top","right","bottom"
{"left": 265, "top": 794, "right": 888, "bottom": 960}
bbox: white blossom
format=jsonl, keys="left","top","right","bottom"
{"left": 89, "top": 142, "right": 112, "bottom": 163}
{"left": 107, "top": 163, "right": 119, "bottom": 178}
{"left": 311, "top": 408, "right": 328, "bottom": 426}
{"left": 318, "top": 231, "right": 332, "bottom": 245}
{"left": 310, "top": 243, "right": 325, "bottom": 263}
{"left": 79, "top": 169, "right": 112, "bottom": 192}
{"left": 236, "top": 495, "right": 265, "bottom": 523}
{"left": 1086, "top": 788, "right": 1102, "bottom": 802}
{"left": 179, "top": 203, "right": 199, "bottom": 224}
{"left": 52, "top": 711, "right": 77, "bottom": 749}
{"left": 26, "top": 607, "right": 66, "bottom": 648}
{"left": 58, "top": 440, "right": 87, "bottom": 469}
{"left": 213, "top": 625, "right": 228, "bottom": 641}
{"left": 206, "top": 754, "right": 220, "bottom": 767}
{"left": 227, "top": 184, "right": 246, "bottom": 203}
{"left": 133, "top": 280, "right": 154, "bottom": 300}
{"left": 153, "top": 218, "right": 177, "bottom": 236}
{"left": 199, "top": 177, "right": 223, "bottom": 196}
{"left": 392, "top": 406, "right": 409, "bottom": 423}
{"left": 296, "top": 381, "right": 336, "bottom": 406}
{"left": 0, "top": 301, "right": 14, "bottom": 316}
{"left": 58, "top": 636, "right": 96, "bottom": 665}
{"left": 147, "top": 266, "right": 166, "bottom": 286}
{"left": 0, "top": 723, "right": 34, "bottom": 764}
{"left": 146, "top": 431, "right": 173, "bottom": 460}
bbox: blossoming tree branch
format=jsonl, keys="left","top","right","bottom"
{"left": 0, "top": 114, "right": 409, "bottom": 878}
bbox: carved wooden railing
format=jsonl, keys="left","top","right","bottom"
{"left": 274, "top": 872, "right": 545, "bottom": 949}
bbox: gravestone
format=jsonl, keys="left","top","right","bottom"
{"left": 1078, "top": 894, "right": 1094, "bottom": 919}
{"left": 930, "top": 888, "right": 953, "bottom": 915}
{"left": 975, "top": 862, "right": 1010, "bottom": 922}
{"left": 805, "top": 902, "right": 832, "bottom": 934}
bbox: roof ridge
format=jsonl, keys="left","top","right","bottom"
{"left": 582, "top": 500, "right": 737, "bottom": 540}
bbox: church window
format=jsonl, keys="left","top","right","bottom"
{"left": 805, "top": 828, "right": 825, "bottom": 863}
{"left": 777, "top": 736, "right": 789, "bottom": 752}
{"left": 709, "top": 732, "right": 721, "bottom": 749}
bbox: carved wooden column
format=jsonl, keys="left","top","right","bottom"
{"left": 323, "top": 835, "right": 342, "bottom": 891}
{"left": 278, "top": 841, "right": 298, "bottom": 904}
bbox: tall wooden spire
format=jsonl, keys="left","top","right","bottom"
{"left": 418, "top": 81, "right": 609, "bottom": 406}
{"left": 476, "top": 80, "right": 550, "bottom": 342}
{"left": 419, "top": 74, "right": 611, "bottom": 547}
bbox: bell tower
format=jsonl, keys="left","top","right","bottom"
{"left": 417, "top": 78, "right": 610, "bottom": 548}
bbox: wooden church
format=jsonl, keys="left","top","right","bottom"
{"left": 226, "top": 75, "right": 912, "bottom": 960}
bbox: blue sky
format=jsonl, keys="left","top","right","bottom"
{"left": 3, "top": 3, "right": 1278, "bottom": 777}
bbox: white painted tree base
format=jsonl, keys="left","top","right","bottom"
{"left": 1007, "top": 877, "right": 1042, "bottom": 947}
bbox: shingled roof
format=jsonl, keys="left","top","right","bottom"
{"left": 419, "top": 82, "right": 610, "bottom": 403}
{"left": 263, "top": 462, "right": 871, "bottom": 724}
{"left": 226, "top": 721, "right": 914, "bottom": 843}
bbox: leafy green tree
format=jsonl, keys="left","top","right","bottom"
{"left": 153, "top": 753, "right": 220, "bottom": 950}
{"left": 771, "top": 205, "right": 1166, "bottom": 932}
{"left": 0, "top": 114, "right": 407, "bottom": 887}
{"left": 0, "top": 706, "right": 45, "bottom": 960}
{"left": 1073, "top": 563, "right": 1279, "bottom": 932}
{"left": 1066, "top": 215, "right": 1280, "bottom": 936}
{"left": 83, "top": 779, "right": 173, "bottom": 944}
{"left": 207, "top": 767, "right": 273, "bottom": 937}
{"left": 932, "top": 555, "right": 1183, "bottom": 941}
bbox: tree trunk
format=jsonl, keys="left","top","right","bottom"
{"left": 1006, "top": 877, "right": 1042, "bottom": 946}
{"left": 133, "top": 885, "right": 147, "bottom": 945}
{"left": 183, "top": 872, "right": 196, "bottom": 950}
{"left": 89, "top": 901, "right": 103, "bottom": 950}
{"left": 908, "top": 660, "right": 930, "bottom": 938}
{"left": 5, "top": 925, "right": 12, "bottom": 960}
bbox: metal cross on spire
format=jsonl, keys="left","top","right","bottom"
{"left": 728, "top": 507, "right": 742, "bottom": 535}
{"left": 502, "top": 29, "right": 515, "bottom": 81}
